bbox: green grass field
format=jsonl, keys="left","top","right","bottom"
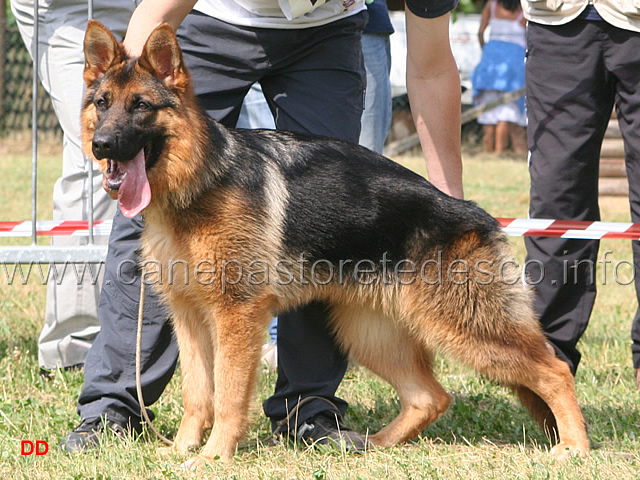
{"left": 1, "top": 143, "right": 639, "bottom": 479}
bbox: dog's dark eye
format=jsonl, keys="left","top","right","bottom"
{"left": 96, "top": 98, "right": 107, "bottom": 109}
{"left": 136, "top": 101, "right": 150, "bottom": 111}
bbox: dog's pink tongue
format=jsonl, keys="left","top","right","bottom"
{"left": 118, "top": 149, "right": 151, "bottom": 218}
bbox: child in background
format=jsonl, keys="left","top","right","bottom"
{"left": 472, "top": 0, "right": 527, "bottom": 155}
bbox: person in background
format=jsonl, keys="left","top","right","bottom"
{"left": 471, "top": 0, "right": 527, "bottom": 155}
{"left": 359, "top": 0, "right": 394, "bottom": 154}
{"left": 10, "top": 0, "right": 134, "bottom": 374}
{"left": 61, "top": 0, "right": 464, "bottom": 453}
{"left": 521, "top": 0, "right": 640, "bottom": 389}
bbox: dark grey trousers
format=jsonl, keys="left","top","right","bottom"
{"left": 78, "top": 10, "right": 367, "bottom": 429}
{"left": 524, "top": 19, "right": 640, "bottom": 374}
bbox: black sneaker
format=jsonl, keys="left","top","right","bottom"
{"left": 294, "top": 411, "right": 368, "bottom": 452}
{"left": 60, "top": 417, "right": 134, "bottom": 453}
{"left": 39, "top": 363, "right": 84, "bottom": 380}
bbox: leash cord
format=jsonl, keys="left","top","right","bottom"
{"left": 136, "top": 278, "right": 174, "bottom": 446}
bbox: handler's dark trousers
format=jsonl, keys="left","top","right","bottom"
{"left": 77, "top": 11, "right": 367, "bottom": 429}
{"left": 524, "top": 19, "right": 640, "bottom": 374}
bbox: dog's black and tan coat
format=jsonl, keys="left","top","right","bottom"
{"left": 82, "top": 20, "right": 589, "bottom": 467}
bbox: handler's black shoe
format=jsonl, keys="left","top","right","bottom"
{"left": 294, "top": 411, "right": 368, "bottom": 453}
{"left": 39, "top": 363, "right": 84, "bottom": 380}
{"left": 60, "top": 416, "right": 138, "bottom": 453}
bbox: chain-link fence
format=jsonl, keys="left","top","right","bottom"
{"left": 1, "top": 20, "right": 60, "bottom": 135}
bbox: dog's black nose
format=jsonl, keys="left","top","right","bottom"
{"left": 92, "top": 132, "right": 117, "bottom": 159}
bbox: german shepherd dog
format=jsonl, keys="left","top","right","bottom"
{"left": 82, "top": 20, "right": 589, "bottom": 466}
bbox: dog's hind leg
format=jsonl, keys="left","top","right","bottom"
{"left": 508, "top": 353, "right": 589, "bottom": 460}
{"left": 439, "top": 303, "right": 590, "bottom": 459}
{"left": 169, "top": 298, "right": 217, "bottom": 454}
{"left": 402, "top": 236, "right": 589, "bottom": 459}
{"left": 330, "top": 305, "right": 451, "bottom": 447}
{"left": 367, "top": 351, "right": 451, "bottom": 447}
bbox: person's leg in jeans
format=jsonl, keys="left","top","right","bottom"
{"left": 237, "top": 29, "right": 389, "bottom": 379}
{"left": 359, "top": 32, "right": 392, "bottom": 154}
{"left": 62, "top": 209, "right": 180, "bottom": 452}
{"left": 627, "top": 128, "right": 640, "bottom": 387}
{"left": 77, "top": 210, "right": 179, "bottom": 422}
{"left": 524, "top": 20, "right": 613, "bottom": 374}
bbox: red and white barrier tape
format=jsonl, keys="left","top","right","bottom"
{"left": 0, "top": 218, "right": 639, "bottom": 240}
{"left": 0, "top": 220, "right": 112, "bottom": 237}
{"left": 497, "top": 218, "right": 640, "bottom": 240}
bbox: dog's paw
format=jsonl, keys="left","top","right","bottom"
{"left": 180, "top": 456, "right": 203, "bottom": 471}
{"left": 550, "top": 442, "right": 589, "bottom": 460}
{"left": 171, "top": 438, "right": 202, "bottom": 456}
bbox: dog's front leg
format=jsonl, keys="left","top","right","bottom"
{"left": 187, "top": 300, "right": 274, "bottom": 466}
{"left": 170, "top": 299, "right": 216, "bottom": 454}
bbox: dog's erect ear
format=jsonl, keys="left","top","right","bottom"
{"left": 138, "top": 24, "right": 189, "bottom": 92}
{"left": 83, "top": 20, "right": 126, "bottom": 87}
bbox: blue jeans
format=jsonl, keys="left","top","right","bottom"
{"left": 359, "top": 33, "right": 392, "bottom": 154}
{"left": 237, "top": 83, "right": 276, "bottom": 130}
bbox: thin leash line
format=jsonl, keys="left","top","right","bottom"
{"left": 136, "top": 277, "right": 174, "bottom": 446}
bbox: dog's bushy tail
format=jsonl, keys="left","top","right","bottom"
{"left": 513, "top": 385, "right": 559, "bottom": 441}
